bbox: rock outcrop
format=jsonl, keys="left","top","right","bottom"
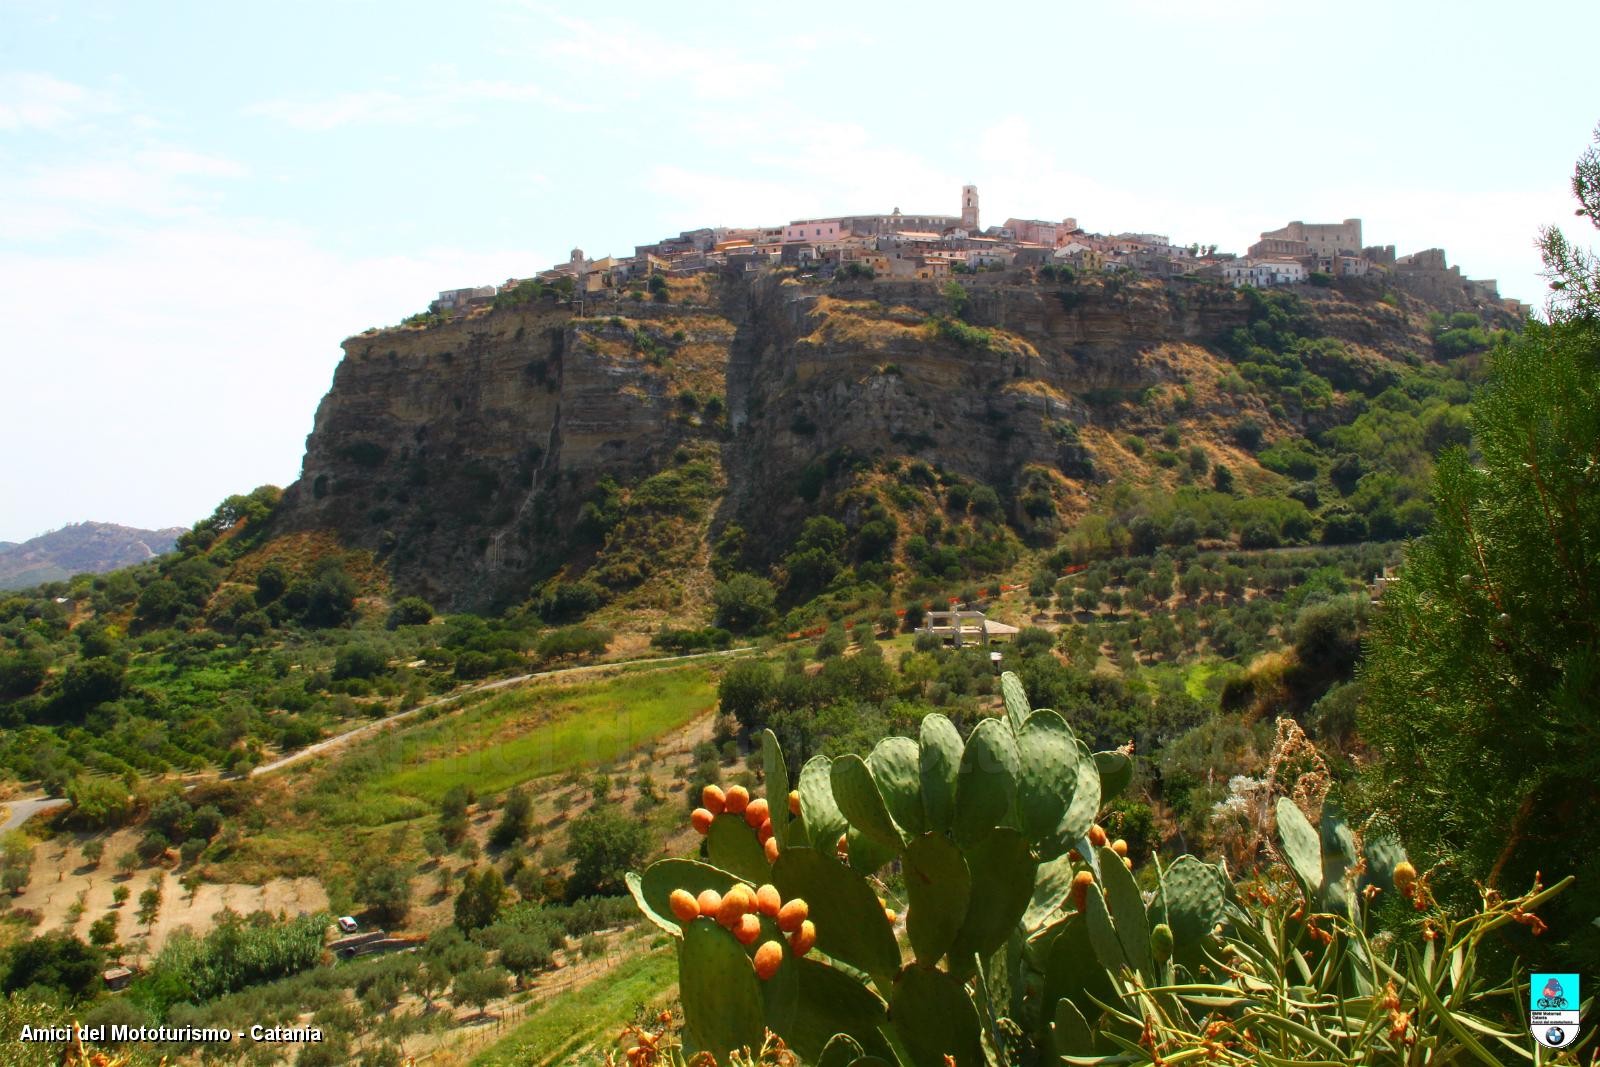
{"left": 273, "top": 270, "right": 1481, "bottom": 610}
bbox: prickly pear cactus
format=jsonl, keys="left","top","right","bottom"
{"left": 632, "top": 676, "right": 1403, "bottom": 1066}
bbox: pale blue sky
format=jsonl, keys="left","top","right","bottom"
{"left": 2, "top": 0, "right": 1596, "bottom": 542}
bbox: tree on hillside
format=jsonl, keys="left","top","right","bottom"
{"left": 712, "top": 572, "right": 776, "bottom": 634}
{"left": 385, "top": 596, "right": 434, "bottom": 630}
{"left": 566, "top": 805, "right": 650, "bottom": 897}
{"left": 452, "top": 964, "right": 510, "bottom": 1019}
{"left": 356, "top": 863, "right": 414, "bottom": 925}
{"left": 1359, "top": 133, "right": 1600, "bottom": 972}
{"left": 490, "top": 786, "right": 533, "bottom": 849}
{"left": 0, "top": 933, "right": 102, "bottom": 1001}
{"left": 453, "top": 867, "right": 506, "bottom": 932}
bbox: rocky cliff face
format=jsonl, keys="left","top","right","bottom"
{"left": 273, "top": 271, "right": 1459, "bottom": 610}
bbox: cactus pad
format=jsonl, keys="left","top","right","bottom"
{"left": 889, "top": 964, "right": 984, "bottom": 1067}
{"left": 762, "top": 728, "right": 792, "bottom": 846}
{"left": 1096, "top": 843, "right": 1153, "bottom": 979}
{"left": 1015, "top": 710, "right": 1083, "bottom": 857}
{"left": 830, "top": 754, "right": 906, "bottom": 853}
{"left": 1000, "top": 670, "right": 1032, "bottom": 732}
{"left": 953, "top": 717, "right": 1019, "bottom": 846}
{"left": 679, "top": 917, "right": 766, "bottom": 1066}
{"left": 1156, "top": 854, "right": 1226, "bottom": 952}
{"left": 707, "top": 814, "right": 771, "bottom": 884}
{"left": 772, "top": 846, "right": 900, "bottom": 989}
{"left": 630, "top": 858, "right": 739, "bottom": 935}
{"left": 918, "top": 713, "right": 963, "bottom": 832}
{"left": 1093, "top": 749, "right": 1133, "bottom": 804}
{"left": 947, "top": 827, "right": 1035, "bottom": 975}
{"left": 1275, "top": 797, "right": 1324, "bottom": 898}
{"left": 799, "top": 755, "right": 848, "bottom": 857}
{"left": 867, "top": 736, "right": 925, "bottom": 837}
{"left": 790, "top": 956, "right": 891, "bottom": 1062}
{"left": 903, "top": 831, "right": 971, "bottom": 965}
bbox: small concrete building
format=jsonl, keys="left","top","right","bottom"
{"left": 916, "top": 610, "right": 1020, "bottom": 647}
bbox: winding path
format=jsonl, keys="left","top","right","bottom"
{"left": 247, "top": 645, "right": 754, "bottom": 777}
{"left": 0, "top": 796, "right": 70, "bottom": 833}
{"left": 1, "top": 646, "right": 754, "bottom": 829}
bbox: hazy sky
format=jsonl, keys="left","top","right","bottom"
{"left": 2, "top": 0, "right": 1596, "bottom": 543}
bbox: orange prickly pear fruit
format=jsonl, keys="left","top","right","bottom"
{"left": 777, "top": 898, "right": 809, "bottom": 933}
{"left": 702, "top": 784, "right": 726, "bottom": 814}
{"left": 717, "top": 888, "right": 749, "bottom": 927}
{"left": 668, "top": 889, "right": 700, "bottom": 923}
{"left": 1088, "top": 824, "right": 1108, "bottom": 848}
{"left": 724, "top": 785, "right": 750, "bottom": 815}
{"left": 690, "top": 808, "right": 714, "bottom": 834}
{"left": 788, "top": 919, "right": 816, "bottom": 956}
{"left": 1071, "top": 871, "right": 1095, "bottom": 911}
{"left": 764, "top": 837, "right": 780, "bottom": 863}
{"left": 757, "top": 819, "right": 774, "bottom": 844}
{"left": 884, "top": 908, "right": 898, "bottom": 925}
{"left": 836, "top": 832, "right": 849, "bottom": 856}
{"left": 756, "top": 884, "right": 782, "bottom": 917}
{"left": 788, "top": 790, "right": 801, "bottom": 817}
{"left": 696, "top": 888, "right": 722, "bottom": 917}
{"left": 1111, "top": 838, "right": 1129, "bottom": 857}
{"left": 734, "top": 912, "right": 762, "bottom": 945}
{"left": 1122, "top": 855, "right": 1133, "bottom": 870}
{"left": 753, "top": 940, "right": 783, "bottom": 980}
{"left": 744, "top": 797, "right": 769, "bottom": 828}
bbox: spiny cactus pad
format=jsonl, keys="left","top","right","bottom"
{"left": 1023, "top": 852, "right": 1078, "bottom": 932}
{"left": 629, "top": 859, "right": 739, "bottom": 935}
{"left": 798, "top": 755, "right": 848, "bottom": 856}
{"left": 761, "top": 729, "right": 793, "bottom": 847}
{"left": 946, "top": 827, "right": 1035, "bottom": 976}
{"left": 706, "top": 812, "right": 770, "bottom": 884}
{"left": 918, "top": 713, "right": 964, "bottom": 833}
{"left": 1015, "top": 709, "right": 1084, "bottom": 857}
{"left": 787, "top": 955, "right": 891, "bottom": 1061}
{"left": 1275, "top": 797, "right": 1325, "bottom": 898}
{"left": 1156, "top": 854, "right": 1226, "bottom": 951}
{"left": 889, "top": 964, "right": 984, "bottom": 1067}
{"left": 830, "top": 754, "right": 905, "bottom": 853}
{"left": 1096, "top": 843, "right": 1153, "bottom": 979}
{"left": 903, "top": 831, "right": 971, "bottom": 964}
{"left": 772, "top": 846, "right": 900, "bottom": 987}
{"left": 866, "top": 735, "right": 925, "bottom": 837}
{"left": 1000, "top": 670, "right": 1032, "bottom": 732}
{"left": 952, "top": 717, "right": 1020, "bottom": 846}
{"left": 1093, "top": 749, "right": 1134, "bottom": 804}
{"left": 679, "top": 917, "right": 766, "bottom": 1065}
{"left": 1052, "top": 996, "right": 1095, "bottom": 1058}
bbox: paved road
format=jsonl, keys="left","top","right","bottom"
{"left": 0, "top": 796, "right": 70, "bottom": 834}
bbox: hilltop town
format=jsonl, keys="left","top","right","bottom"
{"left": 427, "top": 184, "right": 1531, "bottom": 320}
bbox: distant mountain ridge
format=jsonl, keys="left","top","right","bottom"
{"left": 0, "top": 521, "right": 184, "bottom": 590}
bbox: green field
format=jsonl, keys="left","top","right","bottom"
{"left": 472, "top": 945, "right": 676, "bottom": 1066}
{"left": 360, "top": 664, "right": 720, "bottom": 804}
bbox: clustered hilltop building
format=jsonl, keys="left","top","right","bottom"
{"left": 431, "top": 187, "right": 1530, "bottom": 318}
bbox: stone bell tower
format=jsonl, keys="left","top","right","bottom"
{"left": 961, "top": 185, "right": 980, "bottom": 232}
